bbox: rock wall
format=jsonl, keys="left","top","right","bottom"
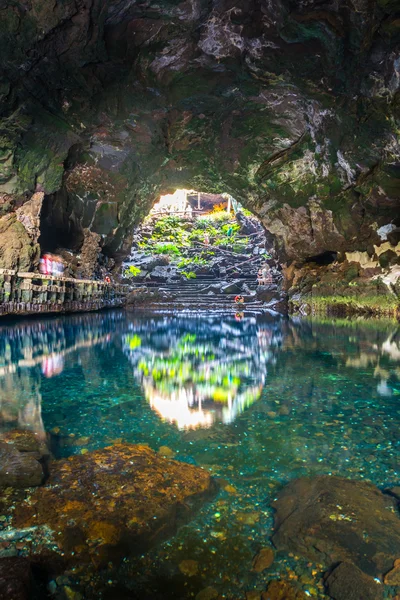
{"left": 0, "top": 0, "right": 399, "bottom": 296}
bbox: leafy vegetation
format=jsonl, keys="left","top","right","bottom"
{"left": 129, "top": 209, "right": 267, "bottom": 281}
{"left": 181, "top": 271, "right": 197, "bottom": 279}
{"left": 124, "top": 265, "right": 142, "bottom": 278}
{"left": 153, "top": 243, "right": 181, "bottom": 256}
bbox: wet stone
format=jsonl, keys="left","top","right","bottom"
{"left": 12, "top": 443, "right": 216, "bottom": 568}
{"left": 324, "top": 562, "right": 383, "bottom": 600}
{"left": 272, "top": 476, "right": 400, "bottom": 577}
{"left": 0, "top": 442, "right": 44, "bottom": 489}
{"left": 252, "top": 547, "right": 274, "bottom": 572}
{"left": 1, "top": 429, "right": 48, "bottom": 458}
{"left": 195, "top": 586, "right": 218, "bottom": 600}
{"left": 261, "top": 580, "right": 307, "bottom": 600}
{"left": 179, "top": 559, "right": 199, "bottom": 576}
{"left": 384, "top": 561, "right": 400, "bottom": 585}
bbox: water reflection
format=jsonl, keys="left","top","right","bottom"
{"left": 122, "top": 316, "right": 277, "bottom": 429}
{"left": 0, "top": 312, "right": 399, "bottom": 442}
{"left": 0, "top": 312, "right": 122, "bottom": 435}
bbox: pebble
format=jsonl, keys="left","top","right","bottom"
{"left": 252, "top": 547, "right": 275, "bottom": 572}
{"left": 158, "top": 446, "right": 175, "bottom": 458}
{"left": 63, "top": 585, "right": 83, "bottom": 600}
{"left": 179, "top": 559, "right": 199, "bottom": 576}
{"left": 195, "top": 586, "right": 218, "bottom": 600}
{"left": 236, "top": 511, "right": 260, "bottom": 525}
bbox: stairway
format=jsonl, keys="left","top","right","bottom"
{"left": 129, "top": 275, "right": 268, "bottom": 314}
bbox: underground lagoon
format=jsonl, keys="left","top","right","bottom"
{"left": 1, "top": 0, "right": 400, "bottom": 599}
{"left": 1, "top": 312, "right": 400, "bottom": 599}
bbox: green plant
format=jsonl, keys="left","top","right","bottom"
{"left": 177, "top": 256, "right": 208, "bottom": 269}
{"left": 153, "top": 243, "right": 181, "bottom": 256}
{"left": 181, "top": 271, "right": 197, "bottom": 279}
{"left": 208, "top": 211, "right": 232, "bottom": 223}
{"left": 124, "top": 265, "right": 142, "bottom": 277}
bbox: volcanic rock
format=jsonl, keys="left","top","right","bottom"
{"left": 0, "top": 214, "right": 40, "bottom": 272}
{"left": 261, "top": 580, "right": 307, "bottom": 600}
{"left": 1, "top": 429, "right": 49, "bottom": 460}
{"left": 150, "top": 265, "right": 180, "bottom": 281}
{"left": 0, "top": 557, "right": 32, "bottom": 600}
{"left": 221, "top": 280, "right": 242, "bottom": 294}
{"left": 0, "top": 442, "right": 44, "bottom": 489}
{"left": 324, "top": 562, "right": 382, "bottom": 600}
{"left": 272, "top": 476, "right": 400, "bottom": 577}
{"left": 252, "top": 547, "right": 274, "bottom": 573}
{"left": 256, "top": 286, "right": 279, "bottom": 303}
{"left": 12, "top": 444, "right": 216, "bottom": 568}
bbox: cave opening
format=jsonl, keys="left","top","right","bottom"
{"left": 121, "top": 188, "right": 278, "bottom": 309}
{"left": 39, "top": 192, "right": 84, "bottom": 255}
{"left": 305, "top": 251, "right": 338, "bottom": 266}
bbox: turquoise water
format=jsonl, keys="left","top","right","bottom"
{"left": 1, "top": 311, "right": 399, "bottom": 598}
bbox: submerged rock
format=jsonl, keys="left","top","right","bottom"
{"left": 0, "top": 557, "right": 32, "bottom": 600}
{"left": 272, "top": 476, "right": 400, "bottom": 577}
{"left": 0, "top": 443, "right": 44, "bottom": 489}
{"left": 2, "top": 429, "right": 49, "bottom": 459}
{"left": 324, "top": 562, "right": 382, "bottom": 600}
{"left": 13, "top": 443, "right": 216, "bottom": 568}
{"left": 261, "top": 580, "right": 307, "bottom": 599}
{"left": 252, "top": 547, "right": 274, "bottom": 573}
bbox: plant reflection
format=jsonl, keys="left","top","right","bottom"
{"left": 123, "top": 316, "right": 272, "bottom": 429}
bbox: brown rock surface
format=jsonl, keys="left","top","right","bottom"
{"left": 252, "top": 547, "right": 274, "bottom": 573}
{"left": 0, "top": 214, "right": 40, "bottom": 271}
{"left": 325, "top": 562, "right": 382, "bottom": 600}
{"left": 384, "top": 562, "right": 400, "bottom": 585}
{"left": 79, "top": 229, "right": 102, "bottom": 279}
{"left": 13, "top": 443, "right": 216, "bottom": 567}
{"left": 0, "top": 442, "right": 44, "bottom": 489}
{"left": 261, "top": 580, "right": 307, "bottom": 600}
{"left": 272, "top": 476, "right": 400, "bottom": 577}
{"left": 1, "top": 429, "right": 49, "bottom": 460}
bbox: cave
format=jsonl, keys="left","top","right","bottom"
{"left": 305, "top": 251, "right": 338, "bottom": 266}
{"left": 1, "top": 2, "right": 400, "bottom": 599}
{"left": 39, "top": 191, "right": 84, "bottom": 254}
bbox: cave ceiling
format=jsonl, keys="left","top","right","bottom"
{"left": 0, "top": 0, "right": 399, "bottom": 261}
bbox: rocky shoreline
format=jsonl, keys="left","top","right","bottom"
{"left": 2, "top": 431, "right": 400, "bottom": 599}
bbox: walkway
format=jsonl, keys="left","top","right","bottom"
{"left": 0, "top": 269, "right": 128, "bottom": 316}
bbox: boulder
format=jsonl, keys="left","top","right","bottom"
{"left": 13, "top": 444, "right": 217, "bottom": 568}
{"left": 150, "top": 265, "right": 180, "bottom": 281}
{"left": 261, "top": 580, "right": 307, "bottom": 599}
{"left": 0, "top": 557, "right": 31, "bottom": 600}
{"left": 256, "top": 285, "right": 279, "bottom": 303}
{"left": 272, "top": 476, "right": 400, "bottom": 577}
{"left": 126, "top": 287, "right": 149, "bottom": 304}
{"left": 1, "top": 429, "right": 49, "bottom": 460}
{"left": 0, "top": 442, "right": 44, "bottom": 489}
{"left": 324, "top": 562, "right": 382, "bottom": 600}
{"left": 221, "top": 280, "right": 242, "bottom": 294}
{"left": 0, "top": 214, "right": 40, "bottom": 272}
{"left": 130, "top": 255, "right": 169, "bottom": 271}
